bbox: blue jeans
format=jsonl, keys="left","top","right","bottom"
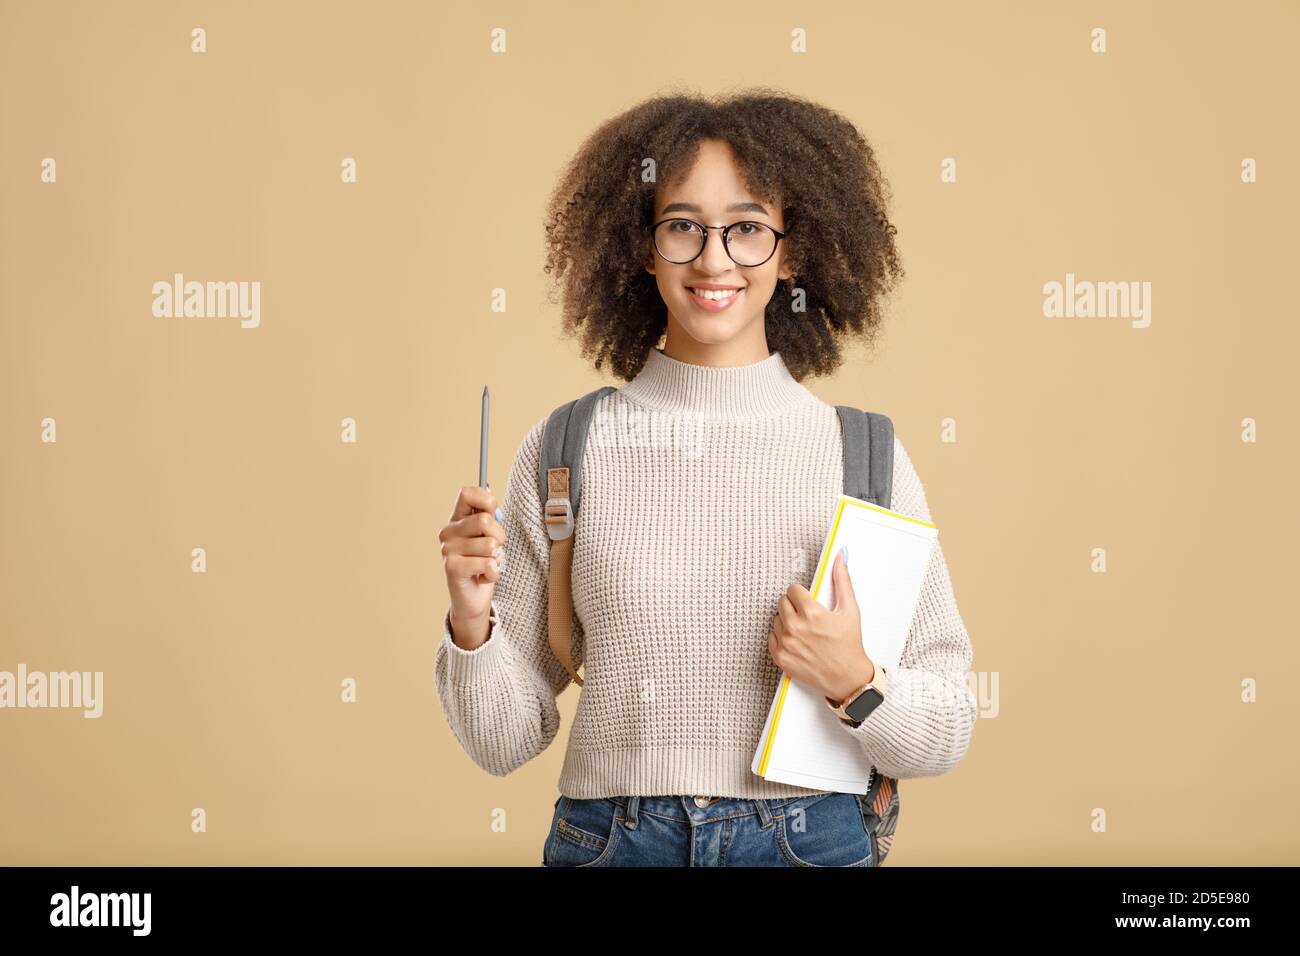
{"left": 541, "top": 792, "right": 878, "bottom": 867}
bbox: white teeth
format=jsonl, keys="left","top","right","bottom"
{"left": 690, "top": 287, "right": 739, "bottom": 300}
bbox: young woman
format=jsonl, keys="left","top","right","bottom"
{"left": 436, "top": 89, "right": 977, "bottom": 867}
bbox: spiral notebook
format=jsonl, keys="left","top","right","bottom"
{"left": 751, "top": 493, "right": 938, "bottom": 793}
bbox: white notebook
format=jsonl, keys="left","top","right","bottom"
{"left": 751, "top": 493, "right": 938, "bottom": 793}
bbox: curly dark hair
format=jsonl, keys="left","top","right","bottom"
{"left": 541, "top": 86, "right": 904, "bottom": 383}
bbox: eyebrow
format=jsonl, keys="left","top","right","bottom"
{"left": 659, "top": 201, "right": 770, "bottom": 216}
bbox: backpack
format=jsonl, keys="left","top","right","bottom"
{"left": 536, "top": 386, "right": 901, "bottom": 865}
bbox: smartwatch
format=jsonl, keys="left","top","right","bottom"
{"left": 825, "top": 664, "right": 887, "bottom": 726}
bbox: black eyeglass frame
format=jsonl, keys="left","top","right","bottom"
{"left": 647, "top": 217, "right": 787, "bottom": 267}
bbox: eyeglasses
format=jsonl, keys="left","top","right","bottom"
{"left": 648, "top": 217, "right": 787, "bottom": 267}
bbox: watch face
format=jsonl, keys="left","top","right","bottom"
{"left": 845, "top": 687, "right": 884, "bottom": 723}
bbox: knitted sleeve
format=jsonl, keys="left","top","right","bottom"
{"left": 433, "top": 416, "right": 576, "bottom": 777}
{"left": 838, "top": 435, "right": 979, "bottom": 778}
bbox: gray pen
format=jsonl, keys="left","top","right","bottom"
{"left": 479, "top": 385, "right": 505, "bottom": 524}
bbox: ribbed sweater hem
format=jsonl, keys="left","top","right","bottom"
{"left": 557, "top": 747, "right": 836, "bottom": 801}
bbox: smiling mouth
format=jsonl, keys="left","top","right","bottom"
{"left": 686, "top": 285, "right": 745, "bottom": 313}
{"left": 686, "top": 286, "right": 742, "bottom": 300}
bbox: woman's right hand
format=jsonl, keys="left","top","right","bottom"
{"left": 440, "top": 485, "right": 506, "bottom": 649}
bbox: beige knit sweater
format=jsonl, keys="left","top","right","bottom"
{"left": 435, "top": 347, "right": 977, "bottom": 799}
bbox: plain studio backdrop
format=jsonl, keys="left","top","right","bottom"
{"left": 0, "top": 0, "right": 1296, "bottom": 865}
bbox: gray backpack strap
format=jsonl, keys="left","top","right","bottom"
{"left": 834, "top": 406, "right": 894, "bottom": 509}
{"left": 835, "top": 404, "right": 899, "bottom": 859}
{"left": 538, "top": 386, "right": 616, "bottom": 524}
{"left": 537, "top": 385, "right": 615, "bottom": 687}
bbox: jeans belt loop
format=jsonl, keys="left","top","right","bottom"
{"left": 625, "top": 795, "right": 640, "bottom": 829}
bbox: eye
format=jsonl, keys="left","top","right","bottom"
{"left": 668, "top": 219, "right": 702, "bottom": 234}
{"left": 731, "top": 222, "right": 760, "bottom": 236}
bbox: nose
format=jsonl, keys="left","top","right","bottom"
{"left": 698, "top": 226, "right": 733, "bottom": 274}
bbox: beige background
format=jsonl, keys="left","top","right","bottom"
{"left": 1, "top": 0, "right": 1296, "bottom": 865}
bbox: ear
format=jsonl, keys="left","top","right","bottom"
{"left": 776, "top": 239, "right": 797, "bottom": 282}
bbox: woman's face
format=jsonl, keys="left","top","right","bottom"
{"left": 646, "top": 138, "right": 793, "bottom": 360}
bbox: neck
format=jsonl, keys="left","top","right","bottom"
{"left": 660, "top": 324, "right": 770, "bottom": 368}
{"left": 619, "top": 347, "right": 814, "bottom": 421}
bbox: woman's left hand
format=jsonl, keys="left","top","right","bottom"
{"left": 768, "top": 548, "right": 876, "bottom": 703}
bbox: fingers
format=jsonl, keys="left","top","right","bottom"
{"left": 440, "top": 498, "right": 506, "bottom": 549}
{"left": 446, "top": 553, "right": 502, "bottom": 584}
{"left": 441, "top": 534, "right": 501, "bottom": 561}
{"left": 831, "top": 550, "right": 858, "bottom": 613}
{"left": 776, "top": 595, "right": 798, "bottom": 633}
{"left": 785, "top": 580, "right": 818, "bottom": 616}
{"left": 450, "top": 485, "right": 499, "bottom": 521}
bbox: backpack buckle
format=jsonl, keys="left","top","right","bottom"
{"left": 544, "top": 497, "right": 574, "bottom": 540}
